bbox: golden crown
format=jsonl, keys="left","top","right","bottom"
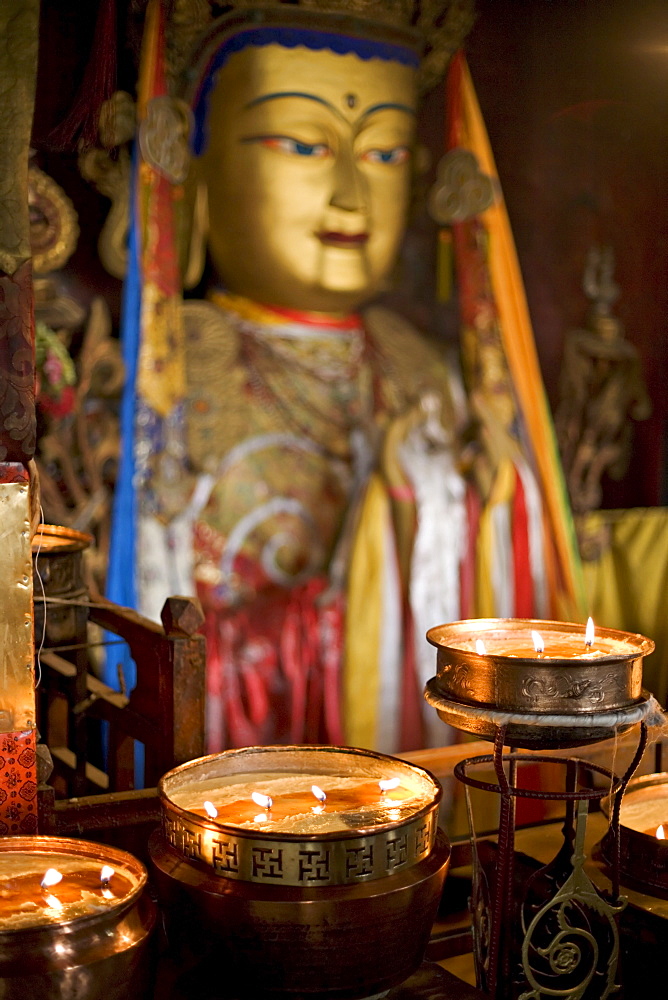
{"left": 165, "top": 0, "right": 475, "bottom": 93}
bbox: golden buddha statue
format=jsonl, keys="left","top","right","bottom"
{"left": 95, "top": 1, "right": 478, "bottom": 752}
{"left": 186, "top": 22, "right": 471, "bottom": 751}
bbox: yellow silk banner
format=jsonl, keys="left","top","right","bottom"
{"left": 343, "top": 474, "right": 390, "bottom": 749}
{"left": 582, "top": 507, "right": 668, "bottom": 706}
{"left": 460, "top": 60, "right": 586, "bottom": 619}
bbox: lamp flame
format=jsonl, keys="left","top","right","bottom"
{"left": 41, "top": 868, "right": 63, "bottom": 889}
{"left": 311, "top": 785, "right": 326, "bottom": 804}
{"left": 203, "top": 800, "right": 218, "bottom": 819}
{"left": 585, "top": 617, "right": 595, "bottom": 648}
{"left": 531, "top": 630, "right": 545, "bottom": 654}
{"left": 379, "top": 778, "right": 401, "bottom": 794}
{"left": 657, "top": 824, "right": 666, "bottom": 840}
{"left": 100, "top": 865, "right": 114, "bottom": 884}
{"left": 251, "top": 792, "right": 273, "bottom": 811}
{"left": 475, "top": 639, "right": 487, "bottom": 656}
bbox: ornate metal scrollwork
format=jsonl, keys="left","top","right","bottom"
{"left": 519, "top": 800, "right": 624, "bottom": 1000}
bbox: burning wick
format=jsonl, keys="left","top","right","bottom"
{"left": 585, "top": 616, "right": 595, "bottom": 649}
{"left": 41, "top": 869, "right": 63, "bottom": 910}
{"left": 379, "top": 778, "right": 401, "bottom": 796}
{"left": 311, "top": 785, "right": 326, "bottom": 813}
{"left": 251, "top": 792, "right": 273, "bottom": 812}
{"left": 657, "top": 825, "right": 666, "bottom": 840}
{"left": 100, "top": 865, "right": 114, "bottom": 885}
{"left": 203, "top": 800, "right": 218, "bottom": 819}
{"left": 531, "top": 630, "right": 545, "bottom": 655}
{"left": 475, "top": 639, "right": 487, "bottom": 656}
{"left": 41, "top": 868, "right": 63, "bottom": 889}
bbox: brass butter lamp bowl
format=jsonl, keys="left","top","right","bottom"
{"left": 149, "top": 745, "right": 450, "bottom": 999}
{"left": 0, "top": 835, "right": 155, "bottom": 1000}
{"left": 426, "top": 617, "right": 655, "bottom": 748}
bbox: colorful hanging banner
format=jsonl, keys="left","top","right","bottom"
{"left": 106, "top": 0, "right": 189, "bottom": 717}
{"left": 445, "top": 51, "right": 586, "bottom": 619}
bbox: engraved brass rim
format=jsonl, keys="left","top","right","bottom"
{"left": 32, "top": 524, "right": 94, "bottom": 554}
{"left": 427, "top": 618, "right": 653, "bottom": 716}
{"left": 158, "top": 745, "right": 442, "bottom": 887}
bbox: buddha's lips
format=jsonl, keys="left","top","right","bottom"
{"left": 317, "top": 231, "right": 369, "bottom": 247}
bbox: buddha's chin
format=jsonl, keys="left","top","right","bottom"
{"left": 276, "top": 277, "right": 379, "bottom": 316}
{"left": 228, "top": 262, "right": 381, "bottom": 315}
{"left": 289, "top": 248, "right": 381, "bottom": 314}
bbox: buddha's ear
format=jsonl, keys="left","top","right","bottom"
{"left": 179, "top": 167, "right": 209, "bottom": 290}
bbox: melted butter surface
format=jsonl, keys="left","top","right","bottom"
{"left": 171, "top": 772, "right": 432, "bottom": 834}
{"left": 450, "top": 634, "right": 632, "bottom": 659}
{"left": 620, "top": 786, "right": 668, "bottom": 835}
{"left": 0, "top": 853, "right": 137, "bottom": 930}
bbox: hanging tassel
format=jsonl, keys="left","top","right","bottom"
{"left": 48, "top": 0, "right": 118, "bottom": 151}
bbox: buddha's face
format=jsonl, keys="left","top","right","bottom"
{"left": 197, "top": 43, "right": 416, "bottom": 313}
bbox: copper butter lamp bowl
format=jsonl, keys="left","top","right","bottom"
{"left": 426, "top": 618, "right": 654, "bottom": 747}
{"left": 0, "top": 835, "right": 155, "bottom": 1000}
{"left": 600, "top": 772, "right": 668, "bottom": 899}
{"left": 149, "top": 745, "right": 450, "bottom": 1000}
{"left": 32, "top": 524, "right": 93, "bottom": 649}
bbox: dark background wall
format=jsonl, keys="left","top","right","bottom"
{"left": 33, "top": 0, "right": 668, "bottom": 508}
{"left": 466, "top": 0, "right": 668, "bottom": 507}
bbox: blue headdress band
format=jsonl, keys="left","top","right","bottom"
{"left": 191, "top": 25, "right": 419, "bottom": 156}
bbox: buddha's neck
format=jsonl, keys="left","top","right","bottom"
{"left": 210, "top": 290, "right": 362, "bottom": 331}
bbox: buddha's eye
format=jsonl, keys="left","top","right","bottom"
{"left": 243, "top": 135, "right": 331, "bottom": 158}
{"left": 360, "top": 147, "right": 410, "bottom": 165}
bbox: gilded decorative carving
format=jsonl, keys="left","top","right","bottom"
{"left": 35, "top": 297, "right": 123, "bottom": 588}
{"left": 164, "top": 0, "right": 474, "bottom": 93}
{"left": 78, "top": 92, "right": 136, "bottom": 280}
{"left": 28, "top": 164, "right": 80, "bottom": 276}
{"left": 555, "top": 246, "right": 652, "bottom": 554}
{"left": 139, "top": 96, "right": 192, "bottom": 185}
{"left": 429, "top": 148, "right": 496, "bottom": 225}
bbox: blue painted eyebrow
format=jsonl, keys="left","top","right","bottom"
{"left": 358, "top": 102, "right": 416, "bottom": 120}
{"left": 245, "top": 92, "right": 337, "bottom": 112}
{"left": 245, "top": 93, "right": 416, "bottom": 124}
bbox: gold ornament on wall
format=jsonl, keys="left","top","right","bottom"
{"left": 555, "top": 245, "right": 652, "bottom": 558}
{"left": 28, "top": 163, "right": 80, "bottom": 276}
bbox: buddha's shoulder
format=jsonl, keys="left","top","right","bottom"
{"left": 181, "top": 300, "right": 247, "bottom": 471}
{"left": 182, "top": 299, "right": 241, "bottom": 372}
{"left": 363, "top": 305, "right": 451, "bottom": 394}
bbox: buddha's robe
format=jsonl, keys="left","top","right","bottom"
{"left": 137, "top": 292, "right": 470, "bottom": 752}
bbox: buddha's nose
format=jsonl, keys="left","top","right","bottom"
{"left": 329, "top": 146, "right": 367, "bottom": 214}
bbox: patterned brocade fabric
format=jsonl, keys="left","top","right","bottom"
{"left": 0, "top": 731, "right": 38, "bottom": 835}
